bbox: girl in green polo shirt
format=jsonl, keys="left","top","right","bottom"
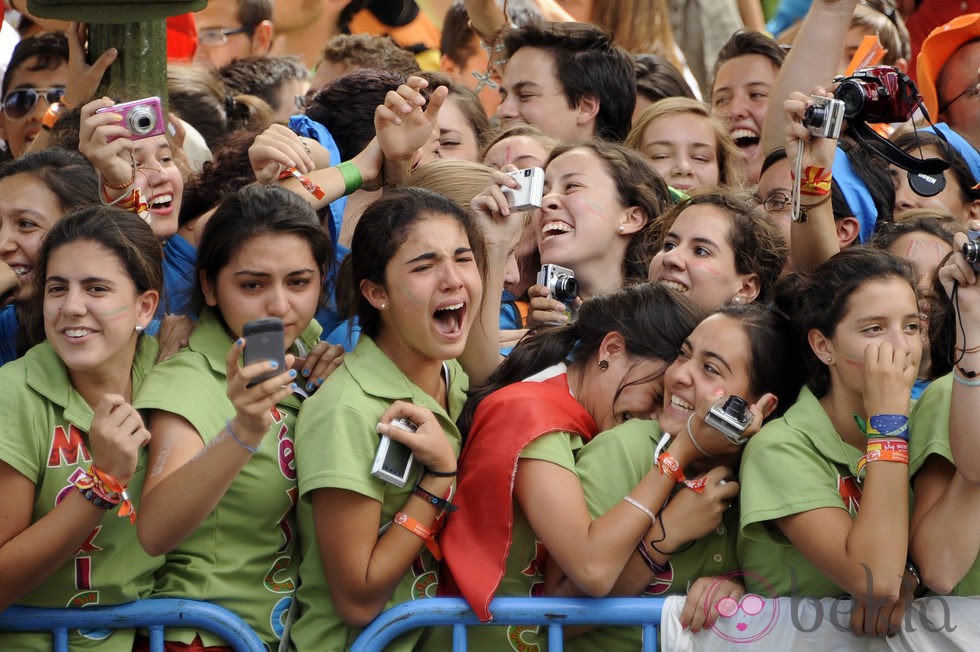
{"left": 0, "top": 206, "right": 162, "bottom": 651}
{"left": 740, "top": 247, "right": 922, "bottom": 637}
{"left": 134, "top": 185, "right": 343, "bottom": 649}
{"left": 290, "top": 187, "right": 490, "bottom": 651}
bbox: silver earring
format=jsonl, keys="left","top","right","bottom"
{"left": 135, "top": 324, "right": 144, "bottom": 333}
{"left": 732, "top": 296, "right": 744, "bottom": 305}
{"left": 617, "top": 225, "right": 625, "bottom": 233}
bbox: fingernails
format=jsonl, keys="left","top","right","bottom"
{"left": 290, "top": 382, "right": 299, "bottom": 391}
{"left": 287, "top": 368, "right": 297, "bottom": 378}
{"left": 302, "top": 368, "right": 310, "bottom": 377}
{"left": 269, "top": 360, "right": 279, "bottom": 369}
{"left": 236, "top": 338, "right": 244, "bottom": 346}
{"left": 306, "top": 382, "right": 315, "bottom": 392}
{"left": 315, "top": 377, "right": 324, "bottom": 386}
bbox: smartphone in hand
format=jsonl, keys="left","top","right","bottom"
{"left": 242, "top": 317, "right": 286, "bottom": 388}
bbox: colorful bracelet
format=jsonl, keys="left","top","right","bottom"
{"left": 336, "top": 161, "right": 362, "bottom": 196}
{"left": 414, "top": 483, "right": 458, "bottom": 512}
{"left": 394, "top": 511, "right": 442, "bottom": 560}
{"left": 623, "top": 495, "right": 657, "bottom": 526}
{"left": 857, "top": 439, "right": 909, "bottom": 476}
{"left": 78, "top": 486, "right": 117, "bottom": 510}
{"left": 225, "top": 419, "right": 258, "bottom": 454}
{"left": 90, "top": 464, "right": 136, "bottom": 523}
{"left": 792, "top": 165, "right": 832, "bottom": 198}
{"left": 636, "top": 540, "right": 669, "bottom": 575}
{"left": 279, "top": 166, "right": 325, "bottom": 200}
{"left": 656, "top": 451, "right": 686, "bottom": 485}
{"left": 867, "top": 414, "right": 909, "bottom": 441}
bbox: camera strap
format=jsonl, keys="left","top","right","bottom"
{"left": 847, "top": 120, "right": 951, "bottom": 197}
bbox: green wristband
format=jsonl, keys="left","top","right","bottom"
{"left": 337, "top": 161, "right": 362, "bottom": 196}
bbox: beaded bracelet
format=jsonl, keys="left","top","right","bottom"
{"left": 414, "top": 483, "right": 458, "bottom": 512}
{"left": 78, "top": 486, "right": 117, "bottom": 510}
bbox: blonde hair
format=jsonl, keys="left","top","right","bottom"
{"left": 626, "top": 98, "right": 744, "bottom": 189}
{"left": 592, "top": 0, "right": 684, "bottom": 73}
{"left": 405, "top": 159, "right": 496, "bottom": 212}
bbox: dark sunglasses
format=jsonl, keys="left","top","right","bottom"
{"left": 1, "top": 87, "right": 66, "bottom": 120}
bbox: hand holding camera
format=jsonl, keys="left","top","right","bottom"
{"left": 686, "top": 391, "right": 775, "bottom": 458}
{"left": 526, "top": 264, "right": 580, "bottom": 328}
{"left": 373, "top": 401, "right": 457, "bottom": 486}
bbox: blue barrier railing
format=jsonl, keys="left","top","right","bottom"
{"left": 0, "top": 598, "right": 265, "bottom": 652}
{"left": 350, "top": 596, "right": 666, "bottom": 652}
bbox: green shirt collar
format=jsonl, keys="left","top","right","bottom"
{"left": 783, "top": 385, "right": 864, "bottom": 475}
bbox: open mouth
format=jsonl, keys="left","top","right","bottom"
{"left": 730, "top": 128, "right": 760, "bottom": 150}
{"left": 10, "top": 265, "right": 30, "bottom": 278}
{"left": 660, "top": 279, "right": 688, "bottom": 293}
{"left": 150, "top": 193, "right": 174, "bottom": 212}
{"left": 541, "top": 220, "right": 573, "bottom": 240}
{"left": 62, "top": 327, "right": 95, "bottom": 339}
{"left": 433, "top": 300, "right": 466, "bottom": 337}
{"left": 669, "top": 394, "right": 694, "bottom": 413}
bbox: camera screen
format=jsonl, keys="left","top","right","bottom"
{"left": 383, "top": 440, "right": 413, "bottom": 474}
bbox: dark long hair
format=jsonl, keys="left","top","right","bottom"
{"left": 460, "top": 282, "right": 703, "bottom": 435}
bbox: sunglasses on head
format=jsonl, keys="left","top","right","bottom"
{"left": 1, "top": 87, "right": 66, "bottom": 120}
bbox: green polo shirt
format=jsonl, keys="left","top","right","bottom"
{"left": 909, "top": 374, "right": 980, "bottom": 595}
{"left": 569, "top": 418, "right": 738, "bottom": 651}
{"left": 0, "top": 338, "right": 160, "bottom": 652}
{"left": 290, "top": 335, "right": 467, "bottom": 652}
{"left": 134, "top": 308, "right": 321, "bottom": 648}
{"left": 739, "top": 386, "right": 867, "bottom": 598}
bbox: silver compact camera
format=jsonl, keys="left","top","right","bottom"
{"left": 502, "top": 167, "right": 545, "bottom": 211}
{"left": 964, "top": 229, "right": 980, "bottom": 273}
{"left": 371, "top": 417, "right": 417, "bottom": 487}
{"left": 536, "top": 264, "right": 578, "bottom": 305}
{"left": 704, "top": 395, "right": 752, "bottom": 446}
{"left": 802, "top": 96, "right": 845, "bottom": 139}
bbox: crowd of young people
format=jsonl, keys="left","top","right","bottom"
{"left": 2, "top": 0, "right": 980, "bottom": 649}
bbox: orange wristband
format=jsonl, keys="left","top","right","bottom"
{"left": 656, "top": 451, "right": 686, "bottom": 484}
{"left": 394, "top": 511, "right": 442, "bottom": 560}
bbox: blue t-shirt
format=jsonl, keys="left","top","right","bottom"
{"left": 0, "top": 303, "right": 20, "bottom": 366}
{"left": 162, "top": 233, "right": 196, "bottom": 316}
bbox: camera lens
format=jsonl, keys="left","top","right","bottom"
{"left": 964, "top": 240, "right": 980, "bottom": 265}
{"left": 722, "top": 396, "right": 748, "bottom": 419}
{"left": 553, "top": 276, "right": 579, "bottom": 304}
{"left": 835, "top": 80, "right": 866, "bottom": 119}
{"left": 127, "top": 106, "right": 156, "bottom": 136}
{"left": 803, "top": 105, "right": 825, "bottom": 129}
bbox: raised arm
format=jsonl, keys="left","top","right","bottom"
{"left": 761, "top": 0, "right": 858, "bottom": 157}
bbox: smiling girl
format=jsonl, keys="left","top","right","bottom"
{"left": 646, "top": 191, "right": 786, "bottom": 312}
{"left": 0, "top": 149, "right": 98, "bottom": 364}
{"left": 625, "top": 98, "right": 743, "bottom": 192}
{"left": 133, "top": 185, "right": 340, "bottom": 649}
{"left": 0, "top": 206, "right": 161, "bottom": 650}
{"left": 740, "top": 247, "right": 922, "bottom": 637}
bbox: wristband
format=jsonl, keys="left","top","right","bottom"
{"left": 868, "top": 414, "right": 909, "bottom": 441}
{"left": 623, "top": 495, "right": 657, "bottom": 526}
{"left": 90, "top": 464, "right": 136, "bottom": 523}
{"left": 791, "top": 165, "right": 832, "bottom": 197}
{"left": 278, "top": 166, "right": 325, "bottom": 200}
{"left": 424, "top": 467, "right": 457, "bottom": 477}
{"left": 336, "top": 161, "right": 362, "bottom": 195}
{"left": 394, "top": 511, "right": 442, "bottom": 560}
{"left": 636, "top": 540, "right": 669, "bottom": 575}
{"left": 225, "top": 419, "right": 258, "bottom": 454}
{"left": 953, "top": 368, "right": 980, "bottom": 387}
{"left": 414, "top": 483, "right": 458, "bottom": 512}
{"left": 656, "top": 451, "right": 686, "bottom": 484}
{"left": 78, "top": 486, "right": 117, "bottom": 510}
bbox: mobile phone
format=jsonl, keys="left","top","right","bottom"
{"left": 242, "top": 317, "right": 286, "bottom": 388}
{"left": 371, "top": 417, "right": 417, "bottom": 487}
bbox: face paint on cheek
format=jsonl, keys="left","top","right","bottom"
{"left": 99, "top": 303, "right": 132, "bottom": 321}
{"left": 566, "top": 196, "right": 613, "bottom": 223}
{"left": 843, "top": 356, "right": 864, "bottom": 369}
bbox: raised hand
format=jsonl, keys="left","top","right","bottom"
{"left": 88, "top": 394, "right": 151, "bottom": 486}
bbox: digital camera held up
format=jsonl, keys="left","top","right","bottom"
{"left": 537, "top": 264, "right": 578, "bottom": 306}
{"left": 704, "top": 395, "right": 753, "bottom": 446}
{"left": 502, "top": 167, "right": 545, "bottom": 212}
{"left": 802, "top": 96, "right": 846, "bottom": 139}
{"left": 833, "top": 66, "right": 920, "bottom": 124}
{"left": 964, "top": 230, "right": 980, "bottom": 273}
{"left": 96, "top": 96, "right": 166, "bottom": 142}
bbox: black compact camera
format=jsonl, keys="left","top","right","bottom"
{"left": 537, "top": 264, "right": 578, "bottom": 305}
{"left": 964, "top": 230, "right": 980, "bottom": 273}
{"left": 834, "top": 66, "right": 919, "bottom": 124}
{"left": 704, "top": 395, "right": 752, "bottom": 446}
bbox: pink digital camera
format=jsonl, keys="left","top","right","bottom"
{"left": 96, "top": 96, "right": 166, "bottom": 141}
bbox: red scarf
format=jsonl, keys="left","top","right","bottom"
{"left": 440, "top": 373, "right": 598, "bottom": 621}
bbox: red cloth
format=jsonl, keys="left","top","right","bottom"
{"left": 439, "top": 372, "right": 598, "bottom": 621}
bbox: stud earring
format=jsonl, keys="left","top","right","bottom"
{"left": 135, "top": 324, "right": 144, "bottom": 333}
{"left": 598, "top": 359, "right": 609, "bottom": 370}
{"left": 617, "top": 225, "right": 625, "bottom": 233}
{"left": 380, "top": 303, "right": 387, "bottom": 310}
{"left": 826, "top": 357, "right": 833, "bottom": 364}
{"left": 732, "top": 296, "right": 744, "bottom": 305}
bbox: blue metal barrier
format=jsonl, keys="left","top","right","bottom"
{"left": 351, "top": 596, "right": 666, "bottom": 652}
{"left": 0, "top": 598, "right": 265, "bottom": 652}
